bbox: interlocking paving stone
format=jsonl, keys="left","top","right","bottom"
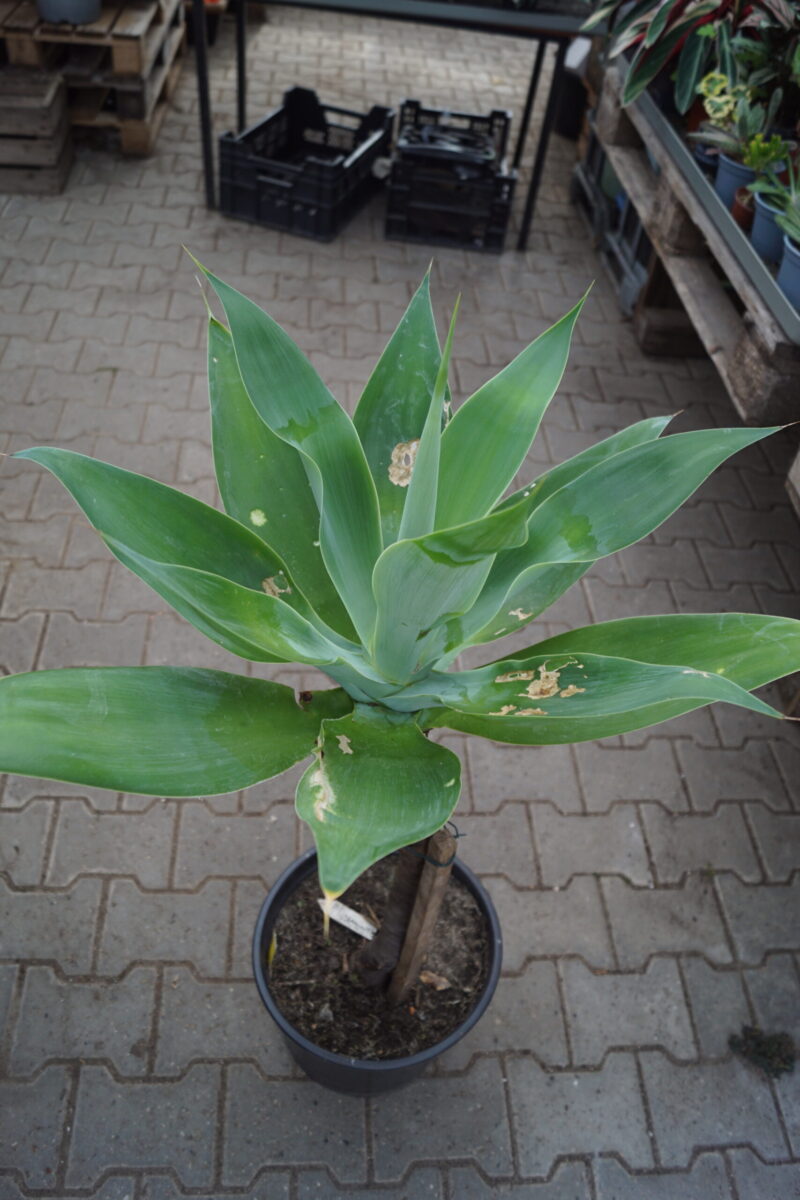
{"left": 0, "top": 801, "right": 52, "bottom": 885}
{"left": 715, "top": 876, "right": 800, "bottom": 962}
{"left": 0, "top": 877, "right": 102, "bottom": 974}
{"left": 640, "top": 1052, "right": 787, "bottom": 1166}
{"left": 141, "top": 1178, "right": 290, "bottom": 1200}
{"left": 0, "top": 1179, "right": 136, "bottom": 1200}
{"left": 0, "top": 1065, "right": 71, "bottom": 1187}
{"left": 467, "top": 741, "right": 582, "bottom": 811}
{"left": 155, "top": 966, "right": 293, "bottom": 1075}
{"left": 224, "top": 1064, "right": 367, "bottom": 1186}
{"left": 561, "top": 957, "right": 694, "bottom": 1064}
{"left": 9, "top": 965, "right": 157, "bottom": 1077}
{"left": 574, "top": 741, "right": 686, "bottom": 811}
{"left": 0, "top": 964, "right": 15, "bottom": 1042}
{"left": 454, "top": 804, "right": 537, "bottom": 886}
{"left": 744, "top": 805, "right": 800, "bottom": 881}
{"left": 728, "top": 1149, "right": 800, "bottom": 1200}
{"left": 47, "top": 801, "right": 175, "bottom": 888}
{"left": 0, "top": 614, "right": 45, "bottom": 676}
{"left": 38, "top": 613, "right": 148, "bottom": 670}
{"left": 98, "top": 880, "right": 231, "bottom": 976}
{"left": 775, "top": 1065, "right": 800, "bottom": 1156}
{"left": 640, "top": 804, "right": 761, "bottom": 884}
{"left": 744, "top": 953, "right": 800, "bottom": 1044}
{"left": 593, "top": 1154, "right": 731, "bottom": 1199}
{"left": 173, "top": 803, "right": 296, "bottom": 889}
{"left": 675, "top": 742, "right": 788, "bottom": 809}
{"left": 485, "top": 878, "right": 615, "bottom": 971}
{"left": 67, "top": 1065, "right": 219, "bottom": 1188}
{"left": 602, "top": 876, "right": 732, "bottom": 968}
{"left": 438, "top": 961, "right": 568, "bottom": 1070}
{"left": 531, "top": 802, "right": 652, "bottom": 886}
{"left": 231, "top": 879, "right": 268, "bottom": 978}
{"left": 449, "top": 1163, "right": 592, "bottom": 1198}
{"left": 507, "top": 1052, "right": 653, "bottom": 1176}
{"left": 372, "top": 1057, "right": 512, "bottom": 1182}
{"left": 297, "top": 1168, "right": 442, "bottom": 1199}
{"left": 680, "top": 958, "right": 751, "bottom": 1057}
{"left": 1, "top": 775, "right": 118, "bottom": 812}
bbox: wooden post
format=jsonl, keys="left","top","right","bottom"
{"left": 386, "top": 828, "right": 456, "bottom": 1008}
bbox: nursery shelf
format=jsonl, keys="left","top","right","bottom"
{"left": 595, "top": 63, "right": 800, "bottom": 430}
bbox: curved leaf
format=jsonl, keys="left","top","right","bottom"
{"left": 0, "top": 668, "right": 351, "bottom": 796}
{"left": 622, "top": 6, "right": 718, "bottom": 104}
{"left": 436, "top": 294, "right": 585, "bottom": 529}
{"left": 421, "top": 649, "right": 786, "bottom": 745}
{"left": 353, "top": 272, "right": 444, "bottom": 544}
{"left": 200, "top": 264, "right": 383, "bottom": 645}
{"left": 295, "top": 704, "right": 461, "bottom": 896}
{"left": 674, "top": 26, "right": 712, "bottom": 112}
{"left": 208, "top": 318, "right": 354, "bottom": 638}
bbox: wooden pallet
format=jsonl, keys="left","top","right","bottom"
{"left": 596, "top": 64, "right": 800, "bottom": 426}
{"left": 0, "top": 67, "right": 73, "bottom": 191}
{"left": 65, "top": 4, "right": 183, "bottom": 121}
{"left": 1, "top": 0, "right": 180, "bottom": 73}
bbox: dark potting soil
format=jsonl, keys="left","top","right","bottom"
{"left": 269, "top": 858, "right": 490, "bottom": 1059}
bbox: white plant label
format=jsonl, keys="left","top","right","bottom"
{"left": 317, "top": 898, "right": 377, "bottom": 940}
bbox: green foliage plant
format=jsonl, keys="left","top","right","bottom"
{"left": 777, "top": 189, "right": 800, "bottom": 242}
{"left": 748, "top": 155, "right": 800, "bottom": 206}
{"left": 691, "top": 83, "right": 783, "bottom": 160}
{"left": 2, "top": 265, "right": 800, "bottom": 912}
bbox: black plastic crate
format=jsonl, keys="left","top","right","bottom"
{"left": 219, "top": 87, "right": 394, "bottom": 241}
{"left": 385, "top": 100, "right": 516, "bottom": 252}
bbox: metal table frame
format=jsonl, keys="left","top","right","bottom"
{"left": 190, "top": 0, "right": 586, "bottom": 249}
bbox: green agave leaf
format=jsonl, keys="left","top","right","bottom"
{"left": 105, "top": 540, "right": 354, "bottom": 666}
{"left": 370, "top": 485, "right": 539, "bottom": 682}
{"left": 0, "top": 668, "right": 351, "bottom": 795}
{"left": 353, "top": 272, "right": 445, "bottom": 545}
{"left": 295, "top": 704, "right": 461, "bottom": 896}
{"left": 200, "top": 264, "right": 383, "bottom": 645}
{"left": 421, "top": 649, "right": 787, "bottom": 745}
{"left": 441, "top": 417, "right": 675, "bottom": 654}
{"left": 208, "top": 318, "right": 355, "bottom": 639}
{"left": 397, "top": 298, "right": 459, "bottom": 542}
{"left": 436, "top": 294, "right": 585, "bottom": 529}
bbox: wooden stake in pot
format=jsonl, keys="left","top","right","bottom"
{"left": 386, "top": 827, "right": 456, "bottom": 1007}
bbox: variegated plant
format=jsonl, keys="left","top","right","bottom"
{"left": 2, "top": 266, "right": 799, "bottom": 903}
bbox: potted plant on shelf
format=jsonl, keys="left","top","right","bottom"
{"left": 690, "top": 76, "right": 784, "bottom": 207}
{"left": 2, "top": 267, "right": 800, "bottom": 1094}
{"left": 776, "top": 194, "right": 800, "bottom": 306}
{"left": 749, "top": 157, "right": 800, "bottom": 262}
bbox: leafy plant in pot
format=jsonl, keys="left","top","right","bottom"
{"left": 690, "top": 78, "right": 784, "bottom": 207}
{"left": 2, "top": 265, "right": 800, "bottom": 1095}
{"left": 776, "top": 193, "right": 800, "bottom": 306}
{"left": 749, "top": 156, "right": 800, "bottom": 263}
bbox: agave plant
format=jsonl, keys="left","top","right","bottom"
{"left": 2, "top": 265, "right": 800, "bottom": 917}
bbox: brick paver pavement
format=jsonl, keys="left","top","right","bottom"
{"left": 1, "top": 8, "right": 800, "bottom": 1198}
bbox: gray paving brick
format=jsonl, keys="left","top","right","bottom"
{"left": 174, "top": 803, "right": 295, "bottom": 888}
{"left": 676, "top": 742, "right": 788, "bottom": 809}
{"left": 508, "top": 1052, "right": 652, "bottom": 1176}
{"left": 532, "top": 802, "right": 651, "bottom": 886}
{"left": 9, "top": 965, "right": 156, "bottom": 1077}
{"left": 0, "top": 801, "right": 52, "bottom": 885}
{"left": 640, "top": 804, "right": 760, "bottom": 884}
{"left": 681, "top": 958, "right": 751, "bottom": 1057}
{"left": 231, "top": 879, "right": 268, "bottom": 977}
{"left": 602, "top": 877, "right": 732, "bottom": 968}
{"left": 0, "top": 1179, "right": 136, "bottom": 1200}
{"left": 0, "top": 877, "right": 102, "bottom": 973}
{"left": 640, "top": 1052, "right": 787, "bottom": 1167}
{"left": 454, "top": 804, "right": 537, "bottom": 886}
{"left": 0, "top": 774, "right": 119, "bottom": 812}
{"left": 141, "top": 1179, "right": 290, "bottom": 1200}
{"left": 1, "top": 560, "right": 109, "bottom": 619}
{"left": 448, "top": 1163, "right": 592, "bottom": 1198}
{"left": 0, "top": 1065, "right": 71, "bottom": 1187}
{"left": 224, "top": 1063, "right": 367, "bottom": 1185}
{"left": 745, "top": 804, "right": 800, "bottom": 881}
{"left": 372, "top": 1057, "right": 512, "bottom": 1182}
{"left": 773, "top": 740, "right": 800, "bottom": 810}
{"left": 298, "top": 1168, "right": 442, "bottom": 1199}
{"left": 716, "top": 876, "right": 800, "bottom": 962}
{"left": 774, "top": 1060, "right": 800, "bottom": 1155}
{"left": 561, "top": 957, "right": 694, "bottom": 1064}
{"left": 98, "top": 880, "right": 231, "bottom": 976}
{"left": 38, "top": 613, "right": 148, "bottom": 669}
{"left": 574, "top": 741, "right": 686, "bottom": 811}
{"left": 744, "top": 953, "right": 800, "bottom": 1044}
{"left": 155, "top": 966, "right": 293, "bottom": 1075}
{"left": 0, "top": 613, "right": 45, "bottom": 675}
{"left": 438, "top": 961, "right": 568, "bottom": 1070}
{"left": 728, "top": 1148, "right": 800, "bottom": 1200}
{"left": 47, "top": 801, "right": 174, "bottom": 888}
{"left": 467, "top": 740, "right": 581, "bottom": 811}
{"left": 486, "top": 877, "right": 615, "bottom": 970}
{"left": 594, "top": 1154, "right": 731, "bottom": 1199}
{"left": 66, "top": 1064, "right": 219, "bottom": 1188}
{"left": 0, "top": 963, "right": 16, "bottom": 1041}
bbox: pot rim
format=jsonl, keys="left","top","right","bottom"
{"left": 783, "top": 232, "right": 800, "bottom": 260}
{"left": 252, "top": 847, "right": 503, "bottom": 1073}
{"left": 754, "top": 192, "right": 784, "bottom": 217}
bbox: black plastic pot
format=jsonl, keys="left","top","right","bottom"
{"left": 252, "top": 848, "right": 502, "bottom": 1096}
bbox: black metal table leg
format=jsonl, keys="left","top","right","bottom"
{"left": 512, "top": 38, "right": 545, "bottom": 171}
{"left": 236, "top": 0, "right": 247, "bottom": 132}
{"left": 516, "top": 37, "right": 567, "bottom": 251}
{"left": 192, "top": 0, "right": 217, "bottom": 208}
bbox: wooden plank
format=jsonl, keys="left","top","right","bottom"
{"left": 0, "top": 134, "right": 72, "bottom": 191}
{"left": 37, "top": 2, "right": 123, "bottom": 39}
{"left": 118, "top": 20, "right": 182, "bottom": 118}
{"left": 603, "top": 143, "right": 657, "bottom": 227}
{"left": 0, "top": 108, "right": 70, "bottom": 164}
{"left": 386, "top": 828, "right": 456, "bottom": 1008}
{"left": 111, "top": 0, "right": 177, "bottom": 72}
{"left": 0, "top": 69, "right": 65, "bottom": 136}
